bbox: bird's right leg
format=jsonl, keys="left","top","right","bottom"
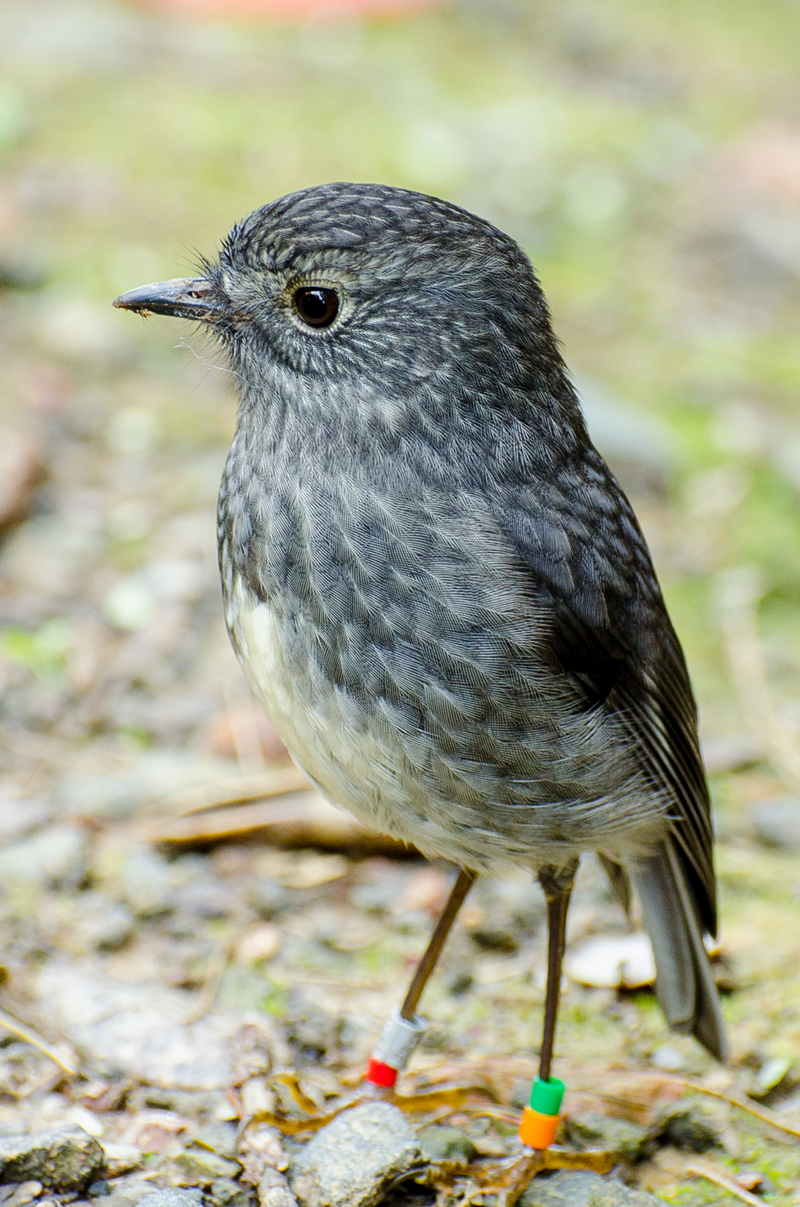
{"left": 364, "top": 866, "right": 477, "bottom": 1088}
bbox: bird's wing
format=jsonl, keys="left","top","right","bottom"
{"left": 500, "top": 450, "right": 717, "bottom": 935}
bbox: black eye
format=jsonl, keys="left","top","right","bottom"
{"left": 294, "top": 287, "right": 339, "bottom": 328}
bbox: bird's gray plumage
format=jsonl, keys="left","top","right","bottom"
{"left": 118, "top": 182, "right": 726, "bottom": 1060}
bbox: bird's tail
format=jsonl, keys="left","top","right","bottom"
{"left": 632, "top": 840, "right": 727, "bottom": 1062}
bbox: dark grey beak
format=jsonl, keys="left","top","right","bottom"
{"left": 113, "top": 277, "right": 220, "bottom": 321}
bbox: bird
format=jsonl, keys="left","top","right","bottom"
{"left": 114, "top": 181, "right": 726, "bottom": 1135}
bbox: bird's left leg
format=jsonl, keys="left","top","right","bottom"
{"left": 518, "top": 856, "right": 579, "bottom": 1149}
{"left": 364, "top": 867, "right": 477, "bottom": 1088}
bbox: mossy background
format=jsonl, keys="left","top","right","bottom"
{"left": 0, "top": 0, "right": 799, "bottom": 1203}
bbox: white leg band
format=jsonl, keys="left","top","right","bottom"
{"left": 371, "top": 1007, "right": 427, "bottom": 1070}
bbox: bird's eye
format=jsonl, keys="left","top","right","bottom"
{"left": 293, "top": 287, "right": 339, "bottom": 328}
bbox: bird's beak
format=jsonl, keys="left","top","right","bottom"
{"left": 113, "top": 277, "right": 220, "bottom": 321}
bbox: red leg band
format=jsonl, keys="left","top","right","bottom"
{"left": 365, "top": 1057, "right": 398, "bottom": 1087}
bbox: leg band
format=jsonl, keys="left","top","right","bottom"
{"left": 364, "top": 1007, "right": 426, "bottom": 1087}
{"left": 518, "top": 1076, "right": 565, "bottom": 1149}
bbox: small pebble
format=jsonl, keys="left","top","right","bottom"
{"left": 258, "top": 1170, "right": 298, "bottom": 1207}
{"left": 649, "top": 1045, "right": 686, "bottom": 1072}
{"left": 236, "top": 925, "right": 282, "bottom": 964}
{"left": 137, "top": 1192, "right": 203, "bottom": 1207}
{"left": 208, "top": 1179, "right": 252, "bottom": 1207}
{"left": 417, "top": 1127, "right": 477, "bottom": 1163}
{"left": 174, "top": 1148, "right": 242, "bottom": 1184}
{"left": 5, "top": 1181, "right": 44, "bottom": 1207}
{"left": 521, "top": 1170, "right": 661, "bottom": 1206}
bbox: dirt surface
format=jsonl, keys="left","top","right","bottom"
{"left": 1, "top": 0, "right": 800, "bottom": 1203}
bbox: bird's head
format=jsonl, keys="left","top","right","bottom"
{"left": 114, "top": 182, "right": 571, "bottom": 412}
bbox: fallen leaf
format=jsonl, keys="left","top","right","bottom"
{"left": 564, "top": 933, "right": 656, "bottom": 989}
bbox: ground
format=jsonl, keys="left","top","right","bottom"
{"left": 0, "top": 0, "right": 799, "bottom": 1203}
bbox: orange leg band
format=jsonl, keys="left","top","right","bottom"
{"left": 519, "top": 1106, "right": 560, "bottom": 1149}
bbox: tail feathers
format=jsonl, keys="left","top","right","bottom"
{"left": 633, "top": 841, "right": 727, "bottom": 1062}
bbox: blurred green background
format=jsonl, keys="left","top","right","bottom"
{"left": 0, "top": 3, "right": 800, "bottom": 1199}
{"left": 2, "top": 0, "right": 800, "bottom": 804}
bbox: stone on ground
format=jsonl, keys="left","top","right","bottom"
{"left": 0, "top": 1125, "right": 105, "bottom": 1191}
{"left": 521, "top": 1170, "right": 663, "bottom": 1206}
{"left": 288, "top": 1103, "right": 419, "bottom": 1207}
{"left": 137, "top": 1191, "right": 204, "bottom": 1207}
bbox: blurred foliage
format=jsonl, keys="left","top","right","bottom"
{"left": 1, "top": 0, "right": 798, "bottom": 713}
{"left": 0, "top": 9, "right": 799, "bottom": 1202}
{"left": 1, "top": 618, "right": 71, "bottom": 680}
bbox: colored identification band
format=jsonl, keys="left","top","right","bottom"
{"left": 365, "top": 1057, "right": 398, "bottom": 1087}
{"left": 364, "top": 1008, "right": 426, "bottom": 1087}
{"left": 519, "top": 1077, "right": 565, "bottom": 1150}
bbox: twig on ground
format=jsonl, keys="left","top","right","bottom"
{"left": 0, "top": 1006, "right": 78, "bottom": 1075}
{"left": 682, "top": 1081, "right": 800, "bottom": 1142}
{"left": 686, "top": 1162, "right": 765, "bottom": 1206}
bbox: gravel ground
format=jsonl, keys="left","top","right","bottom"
{"left": 1, "top": 0, "right": 800, "bottom": 1203}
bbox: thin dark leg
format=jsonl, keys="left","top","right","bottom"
{"left": 537, "top": 858, "right": 579, "bottom": 1082}
{"left": 400, "top": 868, "right": 477, "bottom": 1021}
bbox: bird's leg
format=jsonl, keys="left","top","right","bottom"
{"left": 365, "top": 867, "right": 476, "bottom": 1088}
{"left": 518, "top": 856, "right": 579, "bottom": 1149}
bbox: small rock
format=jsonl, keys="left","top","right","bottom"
{"left": 193, "top": 1125, "right": 238, "bottom": 1160}
{"left": 208, "top": 1179, "right": 253, "bottom": 1207}
{"left": 173, "top": 1149, "right": 242, "bottom": 1185}
{"left": 240, "top": 1078, "right": 276, "bottom": 1120}
{"left": 243, "top": 879, "right": 289, "bottom": 920}
{"left": 4, "top": 1181, "right": 44, "bottom": 1207}
{"left": 235, "top": 925, "right": 282, "bottom": 964}
{"left": 173, "top": 880, "right": 237, "bottom": 921}
{"left": 137, "top": 1192, "right": 203, "bottom": 1207}
{"left": 652, "top": 1106, "right": 719, "bottom": 1153}
{"left": 119, "top": 849, "right": 176, "bottom": 918}
{"left": 288, "top": 1103, "right": 419, "bottom": 1207}
{"left": 74, "top": 895, "right": 135, "bottom": 953}
{"left": 98, "top": 1145, "right": 141, "bottom": 1178}
{"left": 417, "top": 1126, "right": 477, "bottom": 1163}
{"left": 746, "top": 1056, "right": 793, "bottom": 1101}
{"left": 562, "top": 1113, "right": 649, "bottom": 1160}
{"left": 0, "top": 1126, "right": 104, "bottom": 1192}
{"left": 521, "top": 1170, "right": 662, "bottom": 1206}
{"left": 751, "top": 799, "right": 800, "bottom": 850}
{"left": 238, "top": 1125, "right": 288, "bottom": 1184}
{"left": 649, "top": 1045, "right": 687, "bottom": 1072}
{"left": 103, "top": 1179, "right": 191, "bottom": 1207}
{"left": 0, "top": 826, "right": 87, "bottom": 889}
{"left": 258, "top": 1169, "right": 298, "bottom": 1207}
